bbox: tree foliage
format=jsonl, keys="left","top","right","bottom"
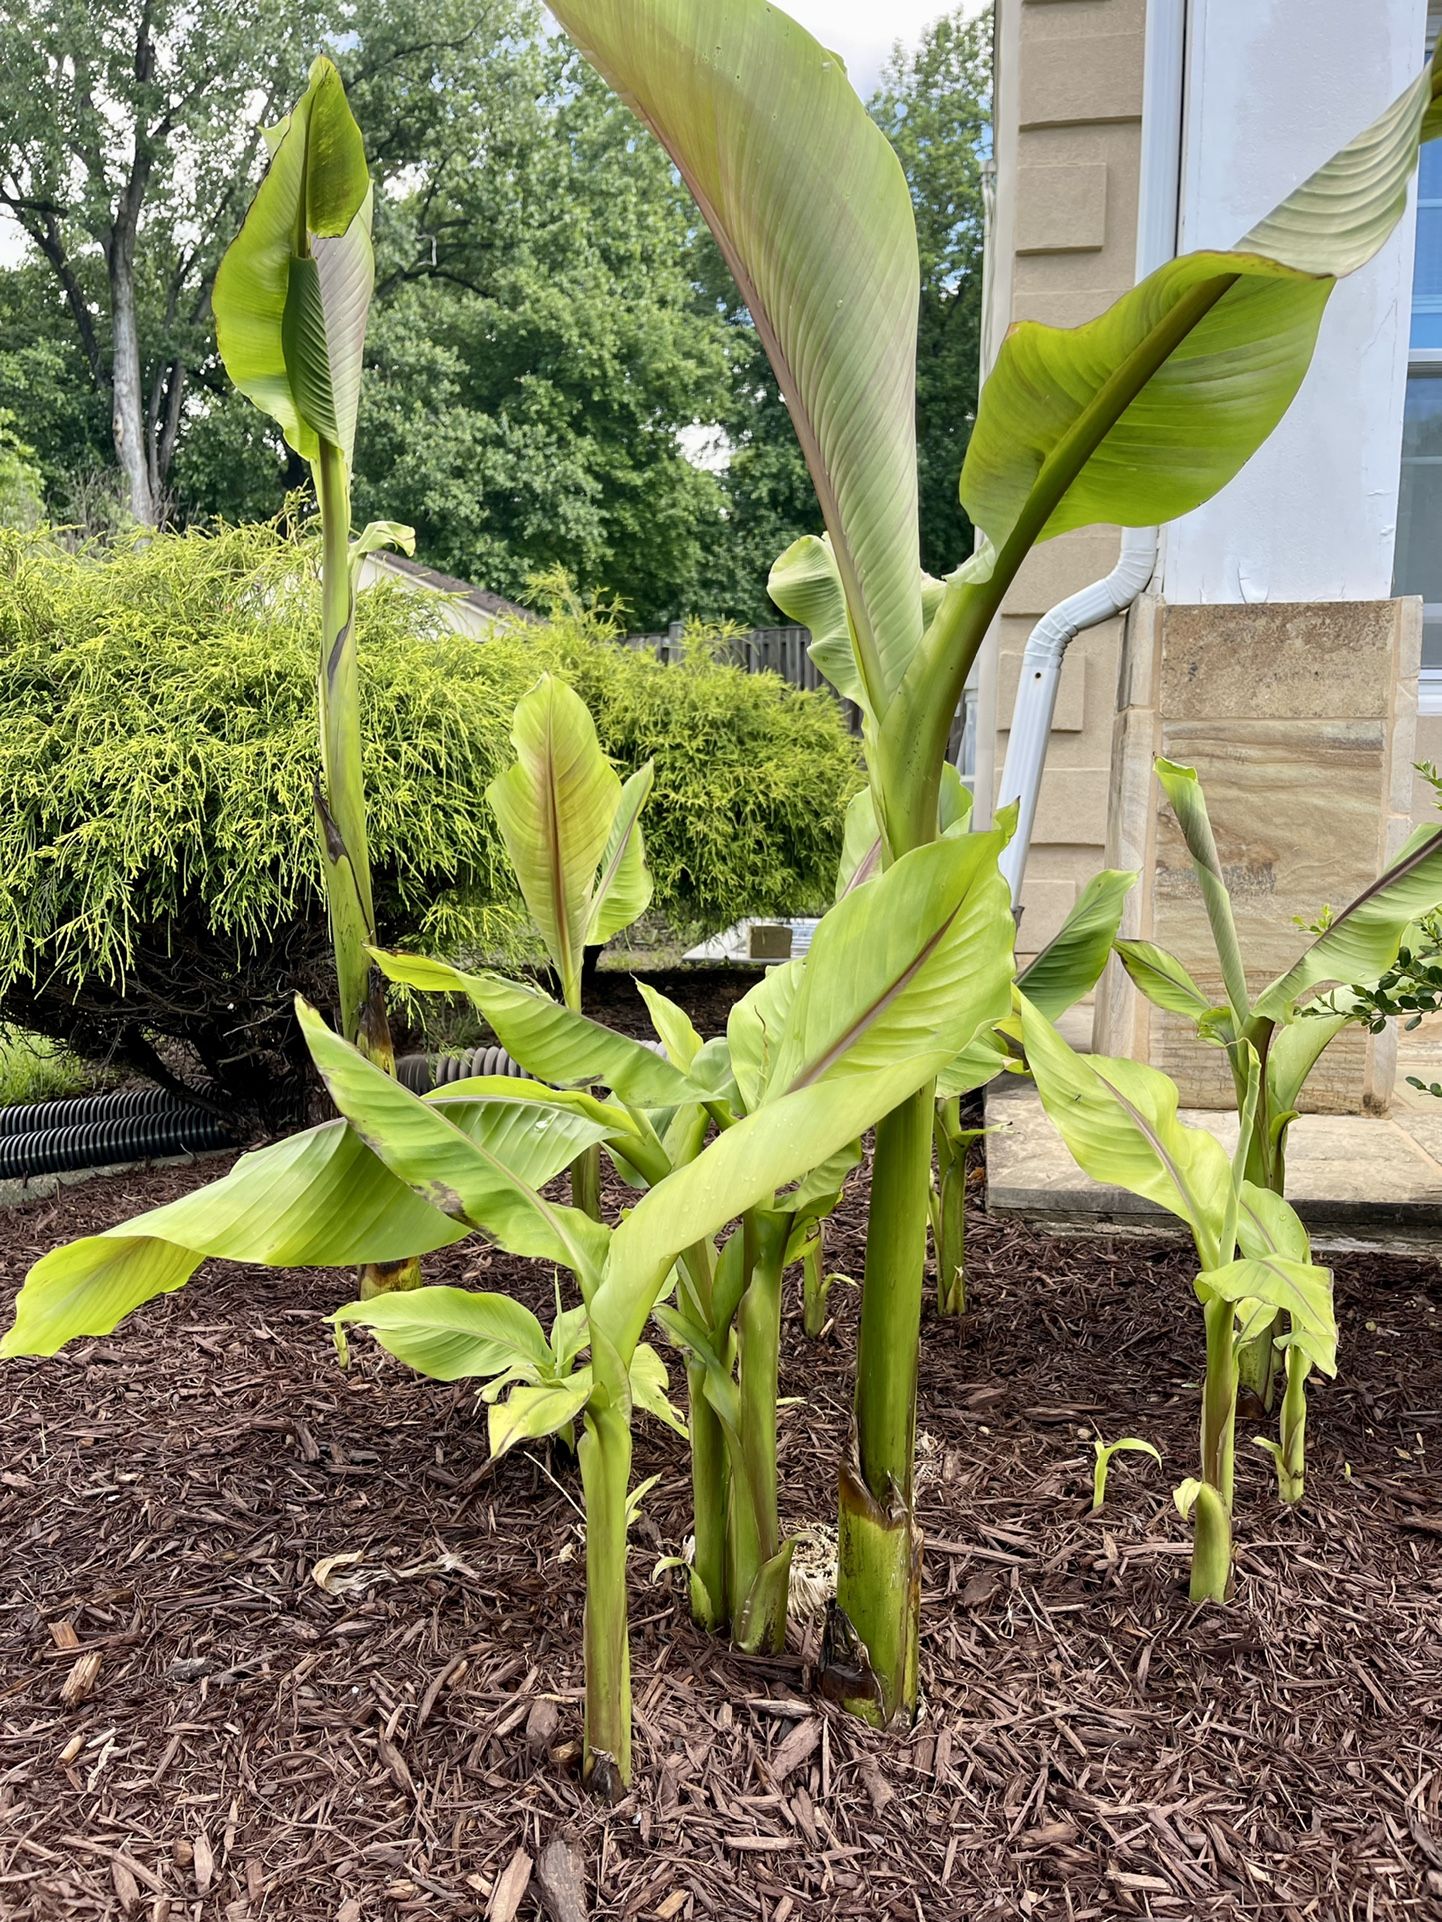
{"left": 0, "top": 1, "right": 991, "bottom": 628}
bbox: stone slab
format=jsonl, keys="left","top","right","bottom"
{"left": 985, "top": 1076, "right": 1442, "bottom": 1252}
{"left": 1158, "top": 602, "right": 1400, "bottom": 723}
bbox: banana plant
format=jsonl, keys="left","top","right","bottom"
{"left": 548, "top": 0, "right": 1440, "bottom": 1723}
{"left": 1116, "top": 757, "right": 1442, "bottom": 1401}
{"left": 838, "top": 779, "right": 1135, "bottom": 1315}
{"left": 213, "top": 56, "right": 417, "bottom": 1294}
{"left": 485, "top": 673, "right": 655, "bottom": 1216}
{"left": 5, "top": 828, "right": 1015, "bottom": 1792}
{"left": 372, "top": 814, "right": 1013, "bottom": 1657}
{"left": 1019, "top": 998, "right": 1336, "bottom": 1599}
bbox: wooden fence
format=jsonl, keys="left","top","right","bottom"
{"left": 619, "top": 620, "right": 976, "bottom": 773}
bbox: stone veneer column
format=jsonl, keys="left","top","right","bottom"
{"left": 1096, "top": 596, "right": 1423, "bottom": 1112}
{"left": 982, "top": 0, "right": 1146, "bottom": 958}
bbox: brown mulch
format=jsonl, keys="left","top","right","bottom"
{"left": 1, "top": 1148, "right": 1440, "bottom": 1920}
{"left": 581, "top": 966, "right": 766, "bottom": 1043}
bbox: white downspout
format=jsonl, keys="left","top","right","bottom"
{"left": 994, "top": 0, "right": 1189, "bottom": 904}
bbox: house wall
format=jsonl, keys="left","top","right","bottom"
{"left": 980, "top": 0, "right": 1148, "bottom": 956}
{"left": 355, "top": 553, "right": 506, "bottom": 639}
{"left": 1161, "top": 0, "right": 1425, "bottom": 606}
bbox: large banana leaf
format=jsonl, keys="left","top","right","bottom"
{"left": 634, "top": 981, "right": 703, "bottom": 1071}
{"left": 831, "top": 767, "right": 972, "bottom": 901}
{"left": 299, "top": 1002, "right": 610, "bottom": 1280}
{"left": 725, "top": 959, "right": 801, "bottom": 1114}
{"left": 589, "top": 764, "right": 655, "bottom": 945}
{"left": 1236, "top": 1180, "right": 1312, "bottom": 1264}
{"left": 931, "top": 871, "right": 1135, "bottom": 1098}
{"left": 595, "top": 1053, "right": 953, "bottom": 1360}
{"left": 959, "top": 54, "right": 1442, "bottom": 576}
{"left": 581, "top": 838, "right": 1019, "bottom": 1357}
{"left": 2, "top": 1120, "right": 468, "bottom": 1358}
{"left": 765, "top": 832, "right": 1014, "bottom": 1097}
{"left": 213, "top": 56, "right": 372, "bottom": 467}
{"left": 1254, "top": 825, "right": 1442, "bottom": 1020}
{"left": 1018, "top": 994, "right": 1231, "bottom": 1262}
{"left": 331, "top": 1285, "right": 554, "bottom": 1381}
{"left": 768, "top": 535, "right": 867, "bottom": 713}
{"left": 1195, "top": 1257, "right": 1336, "bottom": 1376}
{"left": 1264, "top": 1009, "right": 1354, "bottom": 1118}
{"left": 486, "top": 675, "right": 652, "bottom": 1010}
{"left": 1114, "top": 939, "right": 1217, "bottom": 1025}
{"left": 549, "top": 0, "right": 922, "bottom": 718}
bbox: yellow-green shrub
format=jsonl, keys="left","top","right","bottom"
{"left": 0, "top": 521, "right": 859, "bottom": 1113}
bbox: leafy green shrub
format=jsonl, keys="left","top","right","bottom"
{"left": 0, "top": 520, "right": 859, "bottom": 1117}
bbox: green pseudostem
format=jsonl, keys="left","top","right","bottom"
{"left": 931, "top": 1096, "right": 967, "bottom": 1316}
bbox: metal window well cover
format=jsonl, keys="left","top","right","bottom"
{"left": 683, "top": 918, "right": 820, "bottom": 965}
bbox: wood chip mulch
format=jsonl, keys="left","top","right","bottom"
{"left": 2, "top": 1148, "right": 1440, "bottom": 1920}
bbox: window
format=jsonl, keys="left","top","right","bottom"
{"left": 1401, "top": 13, "right": 1442, "bottom": 694}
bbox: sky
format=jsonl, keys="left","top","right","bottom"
{"left": 780, "top": 0, "right": 964, "bottom": 96}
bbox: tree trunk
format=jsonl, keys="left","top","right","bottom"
{"left": 108, "top": 243, "right": 156, "bottom": 526}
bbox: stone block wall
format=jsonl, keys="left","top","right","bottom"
{"left": 1096, "top": 596, "right": 1423, "bottom": 1111}
{"left": 982, "top": 0, "right": 1146, "bottom": 957}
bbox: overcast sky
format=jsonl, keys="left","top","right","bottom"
{"left": 781, "top": 0, "right": 965, "bottom": 95}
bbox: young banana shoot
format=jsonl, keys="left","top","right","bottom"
{"left": 212, "top": 56, "right": 418, "bottom": 1295}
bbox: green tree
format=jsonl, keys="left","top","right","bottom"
{"left": 0, "top": 0, "right": 522, "bottom": 526}
{"left": 346, "top": 47, "right": 734, "bottom": 628}
{"left": 0, "top": 262, "right": 110, "bottom": 497}
{"left": 0, "top": 410, "right": 43, "bottom": 528}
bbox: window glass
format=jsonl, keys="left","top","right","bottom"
{"left": 1414, "top": 143, "right": 1442, "bottom": 351}
{"left": 1399, "top": 30, "right": 1441, "bottom": 669}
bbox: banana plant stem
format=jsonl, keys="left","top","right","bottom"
{"left": 1276, "top": 1342, "right": 1308, "bottom": 1503}
{"left": 834, "top": 1087, "right": 932, "bottom": 1722}
{"left": 571, "top": 1144, "right": 602, "bottom": 1221}
{"left": 932, "top": 1099, "right": 966, "bottom": 1317}
{"left": 1233, "top": 1059, "right": 1280, "bottom": 1408}
{"left": 578, "top": 1400, "right": 632, "bottom": 1797}
{"left": 676, "top": 1242, "right": 729, "bottom": 1631}
{"left": 1189, "top": 1482, "right": 1233, "bottom": 1605}
{"left": 1192, "top": 1293, "right": 1239, "bottom": 1602}
{"left": 315, "top": 442, "right": 419, "bottom": 1297}
{"left": 687, "top": 1364, "right": 730, "bottom": 1631}
{"left": 733, "top": 1210, "right": 789, "bottom": 1652}
{"left": 801, "top": 1224, "right": 828, "bottom": 1339}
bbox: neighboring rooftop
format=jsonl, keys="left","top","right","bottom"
{"left": 370, "top": 551, "right": 536, "bottom": 624}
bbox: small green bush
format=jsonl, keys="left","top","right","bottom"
{"left": 0, "top": 520, "right": 859, "bottom": 1115}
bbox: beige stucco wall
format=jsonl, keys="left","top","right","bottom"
{"left": 1096, "top": 596, "right": 1424, "bottom": 1110}
{"left": 983, "top": 0, "right": 1147, "bottom": 957}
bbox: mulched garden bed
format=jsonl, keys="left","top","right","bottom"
{"left": 2, "top": 1146, "right": 1440, "bottom": 1920}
